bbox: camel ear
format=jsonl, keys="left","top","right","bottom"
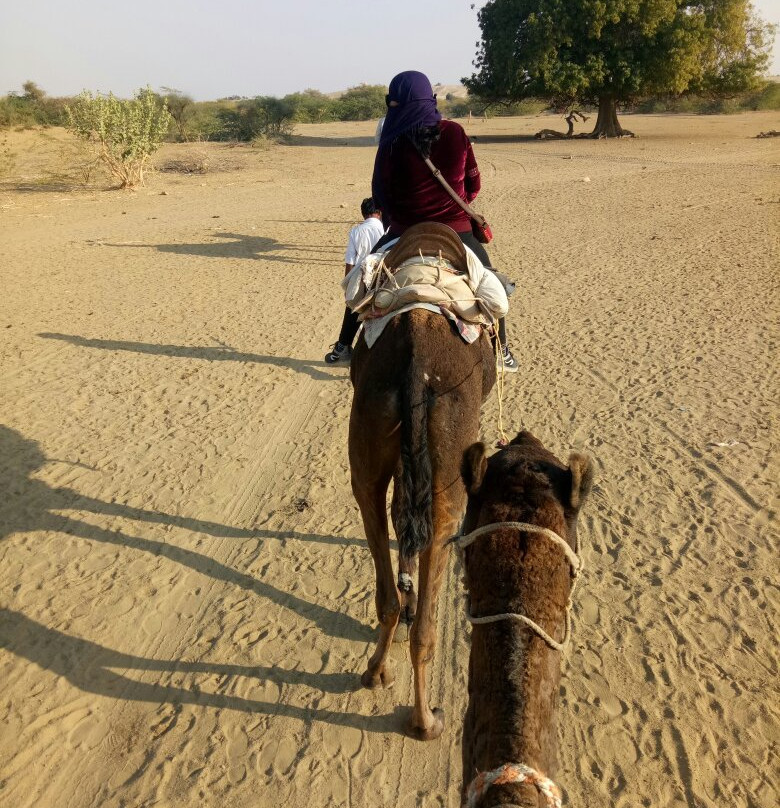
{"left": 462, "top": 442, "right": 488, "bottom": 495}
{"left": 568, "top": 453, "right": 594, "bottom": 511}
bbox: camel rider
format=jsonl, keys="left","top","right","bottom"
{"left": 325, "top": 198, "right": 386, "bottom": 364}
{"left": 370, "top": 70, "right": 518, "bottom": 372}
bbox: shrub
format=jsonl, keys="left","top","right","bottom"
{"left": 332, "top": 84, "right": 386, "bottom": 121}
{"left": 0, "top": 134, "right": 15, "bottom": 177}
{"left": 285, "top": 89, "right": 337, "bottom": 123}
{"left": 213, "top": 96, "right": 295, "bottom": 141}
{"left": 66, "top": 87, "right": 171, "bottom": 188}
{"left": 0, "top": 82, "right": 69, "bottom": 128}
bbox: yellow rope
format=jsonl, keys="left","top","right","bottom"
{"left": 493, "top": 328, "right": 509, "bottom": 446}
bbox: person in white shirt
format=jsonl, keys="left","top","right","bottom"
{"left": 324, "top": 198, "right": 385, "bottom": 364}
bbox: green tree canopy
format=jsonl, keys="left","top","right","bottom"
{"left": 465, "top": 0, "right": 775, "bottom": 136}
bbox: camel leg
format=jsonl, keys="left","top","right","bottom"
{"left": 406, "top": 390, "right": 477, "bottom": 741}
{"left": 351, "top": 449, "right": 400, "bottom": 689}
{"left": 405, "top": 531, "right": 452, "bottom": 740}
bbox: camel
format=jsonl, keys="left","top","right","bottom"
{"left": 457, "top": 431, "right": 593, "bottom": 806}
{"left": 348, "top": 244, "right": 497, "bottom": 739}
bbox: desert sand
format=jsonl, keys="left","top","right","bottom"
{"left": 0, "top": 111, "right": 778, "bottom": 808}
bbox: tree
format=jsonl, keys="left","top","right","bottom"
{"left": 66, "top": 88, "right": 171, "bottom": 188}
{"left": 160, "top": 87, "right": 195, "bottom": 142}
{"left": 466, "top": 0, "right": 775, "bottom": 137}
{"left": 22, "top": 81, "right": 45, "bottom": 104}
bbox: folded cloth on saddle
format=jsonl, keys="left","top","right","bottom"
{"left": 342, "top": 222, "right": 508, "bottom": 322}
{"left": 359, "top": 258, "right": 486, "bottom": 323}
{"left": 362, "top": 303, "right": 482, "bottom": 348}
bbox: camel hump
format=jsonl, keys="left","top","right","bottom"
{"left": 383, "top": 222, "right": 469, "bottom": 275}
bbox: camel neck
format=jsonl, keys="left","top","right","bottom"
{"left": 465, "top": 624, "right": 562, "bottom": 779}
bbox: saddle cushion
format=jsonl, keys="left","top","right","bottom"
{"left": 381, "top": 222, "right": 469, "bottom": 276}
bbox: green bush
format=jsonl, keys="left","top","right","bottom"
{"left": 66, "top": 87, "right": 171, "bottom": 188}
{"left": 0, "top": 82, "right": 69, "bottom": 128}
{"left": 285, "top": 89, "right": 337, "bottom": 123}
{"left": 632, "top": 81, "right": 780, "bottom": 114}
{"left": 332, "top": 84, "right": 386, "bottom": 121}
{"left": 213, "top": 96, "right": 296, "bottom": 142}
{"left": 744, "top": 81, "right": 780, "bottom": 110}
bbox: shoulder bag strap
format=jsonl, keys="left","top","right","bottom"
{"left": 421, "top": 155, "right": 487, "bottom": 227}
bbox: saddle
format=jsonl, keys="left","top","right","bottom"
{"left": 381, "top": 222, "right": 470, "bottom": 276}
{"left": 351, "top": 223, "right": 491, "bottom": 324}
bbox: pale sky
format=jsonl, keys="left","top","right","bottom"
{"left": 1, "top": 0, "right": 778, "bottom": 100}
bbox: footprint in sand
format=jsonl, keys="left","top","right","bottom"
{"left": 150, "top": 703, "right": 181, "bottom": 739}
{"left": 68, "top": 711, "right": 109, "bottom": 749}
{"left": 579, "top": 594, "right": 600, "bottom": 625}
{"left": 225, "top": 726, "right": 248, "bottom": 785}
{"left": 257, "top": 735, "right": 298, "bottom": 777}
{"left": 584, "top": 672, "right": 625, "bottom": 719}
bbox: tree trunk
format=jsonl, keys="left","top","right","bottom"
{"left": 590, "top": 96, "right": 634, "bottom": 138}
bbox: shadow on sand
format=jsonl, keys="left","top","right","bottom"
{"left": 0, "top": 425, "right": 368, "bottom": 644}
{"left": 285, "top": 134, "right": 376, "bottom": 148}
{"left": 38, "top": 332, "right": 341, "bottom": 382}
{"left": 0, "top": 608, "right": 404, "bottom": 732}
{"left": 103, "top": 231, "right": 335, "bottom": 265}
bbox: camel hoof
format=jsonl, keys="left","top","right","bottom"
{"left": 406, "top": 707, "right": 445, "bottom": 741}
{"left": 361, "top": 666, "right": 394, "bottom": 690}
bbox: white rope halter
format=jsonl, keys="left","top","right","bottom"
{"left": 452, "top": 521, "right": 582, "bottom": 652}
{"left": 465, "top": 762, "right": 563, "bottom": 808}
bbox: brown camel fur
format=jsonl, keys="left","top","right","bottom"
{"left": 349, "top": 307, "right": 496, "bottom": 740}
{"left": 459, "top": 431, "right": 593, "bottom": 806}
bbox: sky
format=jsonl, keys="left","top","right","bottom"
{"left": 1, "top": 0, "right": 779, "bottom": 100}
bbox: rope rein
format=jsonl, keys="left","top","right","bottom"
{"left": 452, "top": 521, "right": 582, "bottom": 652}
{"left": 465, "top": 762, "right": 563, "bottom": 808}
{"left": 493, "top": 332, "right": 509, "bottom": 444}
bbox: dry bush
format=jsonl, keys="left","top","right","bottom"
{"left": 0, "top": 136, "right": 15, "bottom": 177}
{"left": 158, "top": 148, "right": 210, "bottom": 174}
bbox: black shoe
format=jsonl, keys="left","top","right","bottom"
{"left": 324, "top": 342, "right": 352, "bottom": 364}
{"left": 499, "top": 346, "right": 519, "bottom": 373}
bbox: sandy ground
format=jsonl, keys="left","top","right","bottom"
{"left": 0, "top": 111, "right": 778, "bottom": 808}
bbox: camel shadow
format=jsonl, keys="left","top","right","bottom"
{"left": 104, "top": 232, "right": 333, "bottom": 264}
{"left": 0, "top": 608, "right": 404, "bottom": 732}
{"left": 0, "top": 425, "right": 369, "bottom": 642}
{"left": 286, "top": 134, "right": 376, "bottom": 148}
{"left": 37, "top": 333, "right": 340, "bottom": 382}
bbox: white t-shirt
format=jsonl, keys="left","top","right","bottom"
{"left": 374, "top": 117, "right": 385, "bottom": 144}
{"left": 344, "top": 216, "right": 385, "bottom": 267}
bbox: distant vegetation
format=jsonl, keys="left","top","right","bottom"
{"left": 1, "top": 79, "right": 778, "bottom": 142}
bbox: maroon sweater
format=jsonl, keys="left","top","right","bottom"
{"left": 373, "top": 119, "right": 481, "bottom": 235}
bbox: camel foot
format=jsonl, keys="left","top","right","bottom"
{"left": 361, "top": 666, "right": 394, "bottom": 690}
{"left": 406, "top": 707, "right": 445, "bottom": 741}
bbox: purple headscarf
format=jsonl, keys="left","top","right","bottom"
{"left": 373, "top": 71, "right": 441, "bottom": 216}
{"left": 378, "top": 71, "right": 441, "bottom": 147}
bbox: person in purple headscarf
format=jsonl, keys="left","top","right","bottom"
{"left": 325, "top": 70, "right": 517, "bottom": 371}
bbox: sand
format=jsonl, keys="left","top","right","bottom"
{"left": 0, "top": 111, "right": 778, "bottom": 808}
